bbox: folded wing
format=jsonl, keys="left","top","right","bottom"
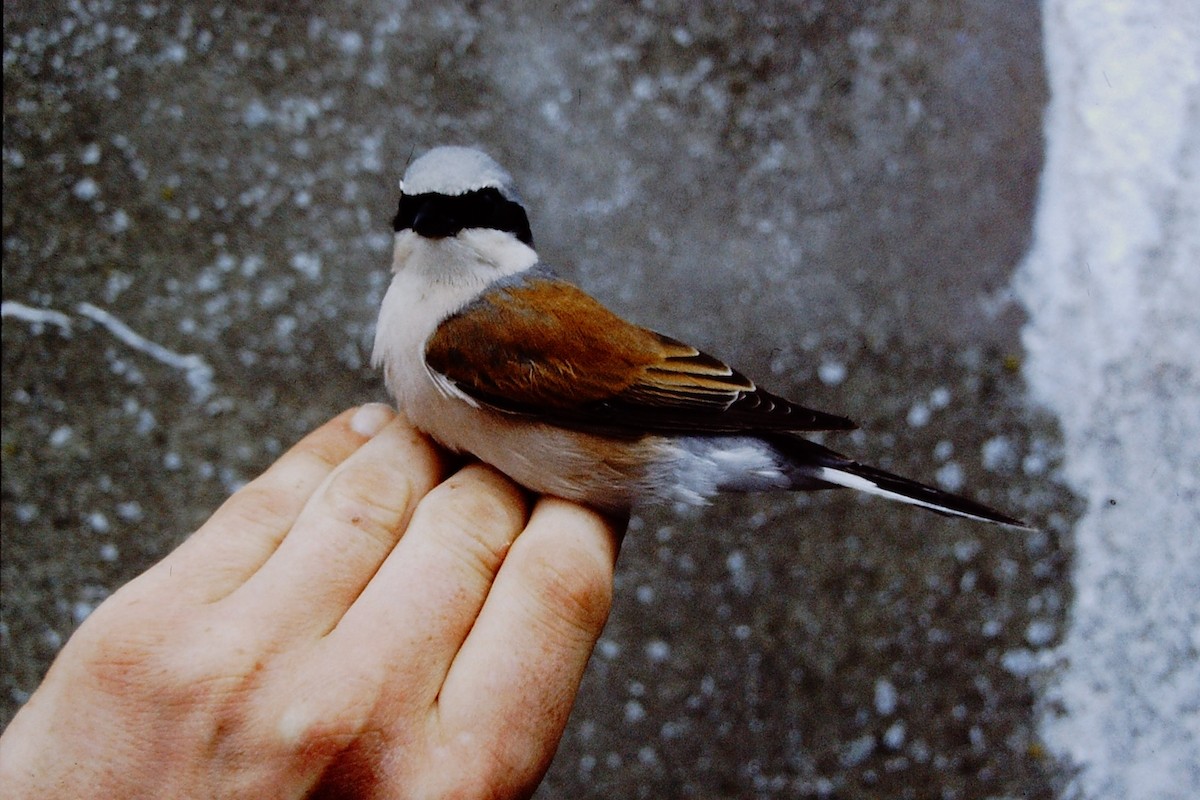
{"left": 424, "top": 271, "right": 856, "bottom": 435}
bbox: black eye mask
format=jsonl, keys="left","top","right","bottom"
{"left": 393, "top": 187, "right": 533, "bottom": 247}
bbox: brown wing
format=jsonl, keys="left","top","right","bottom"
{"left": 424, "top": 272, "right": 856, "bottom": 434}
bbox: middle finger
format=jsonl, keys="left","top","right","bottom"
{"left": 225, "top": 416, "right": 444, "bottom": 637}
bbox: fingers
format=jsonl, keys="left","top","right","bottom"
{"left": 225, "top": 412, "right": 444, "bottom": 635}
{"left": 13, "top": 399, "right": 623, "bottom": 800}
{"left": 258, "top": 464, "right": 545, "bottom": 794}
{"left": 323, "top": 464, "right": 530, "bottom": 700}
{"left": 138, "top": 404, "right": 397, "bottom": 603}
{"left": 432, "top": 498, "right": 621, "bottom": 786}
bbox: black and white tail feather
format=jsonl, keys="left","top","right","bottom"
{"left": 771, "top": 435, "right": 1029, "bottom": 528}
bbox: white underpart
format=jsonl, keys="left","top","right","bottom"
{"left": 373, "top": 226, "right": 800, "bottom": 510}
{"left": 652, "top": 437, "right": 790, "bottom": 505}
{"left": 374, "top": 229, "right": 657, "bottom": 509}
{"left": 372, "top": 229, "right": 537, "bottom": 393}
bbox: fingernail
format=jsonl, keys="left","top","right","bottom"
{"left": 350, "top": 403, "right": 395, "bottom": 438}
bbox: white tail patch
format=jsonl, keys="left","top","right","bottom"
{"left": 814, "top": 466, "right": 1005, "bottom": 525}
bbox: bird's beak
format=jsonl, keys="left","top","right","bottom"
{"left": 394, "top": 194, "right": 458, "bottom": 240}
{"left": 411, "top": 199, "right": 457, "bottom": 239}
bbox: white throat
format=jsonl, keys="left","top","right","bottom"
{"left": 390, "top": 228, "right": 537, "bottom": 285}
{"left": 371, "top": 229, "right": 539, "bottom": 404}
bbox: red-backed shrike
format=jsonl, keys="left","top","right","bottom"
{"left": 373, "top": 146, "right": 1025, "bottom": 526}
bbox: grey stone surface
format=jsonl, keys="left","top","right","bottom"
{"left": 2, "top": 1, "right": 1072, "bottom": 797}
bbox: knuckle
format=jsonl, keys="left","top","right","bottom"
{"left": 440, "top": 466, "right": 527, "bottom": 530}
{"left": 274, "top": 694, "right": 372, "bottom": 761}
{"left": 433, "top": 744, "right": 541, "bottom": 800}
{"left": 157, "top": 622, "right": 266, "bottom": 694}
{"left": 215, "top": 481, "right": 300, "bottom": 534}
{"left": 70, "top": 604, "right": 176, "bottom": 691}
{"left": 420, "top": 467, "right": 527, "bottom": 580}
{"left": 74, "top": 599, "right": 268, "bottom": 713}
{"left": 516, "top": 537, "right": 614, "bottom": 640}
{"left": 289, "top": 436, "right": 355, "bottom": 474}
{"left": 320, "top": 465, "right": 414, "bottom": 548}
{"left": 225, "top": 447, "right": 344, "bottom": 523}
{"left": 279, "top": 446, "right": 344, "bottom": 480}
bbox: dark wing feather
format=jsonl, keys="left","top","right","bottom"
{"left": 600, "top": 332, "right": 856, "bottom": 432}
{"left": 425, "top": 273, "right": 856, "bottom": 435}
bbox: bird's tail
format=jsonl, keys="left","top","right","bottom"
{"left": 770, "top": 435, "right": 1031, "bottom": 528}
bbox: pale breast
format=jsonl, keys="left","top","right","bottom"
{"left": 405, "top": 381, "right": 652, "bottom": 512}
{"left": 372, "top": 236, "right": 654, "bottom": 510}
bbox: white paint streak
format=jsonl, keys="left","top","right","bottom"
{"left": 1019, "top": 2, "right": 1200, "bottom": 797}
{"left": 1, "top": 301, "right": 73, "bottom": 334}
{"left": 76, "top": 302, "right": 216, "bottom": 403}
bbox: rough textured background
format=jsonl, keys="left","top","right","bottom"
{"left": 4, "top": 2, "right": 1073, "bottom": 797}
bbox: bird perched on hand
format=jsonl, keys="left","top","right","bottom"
{"left": 372, "top": 145, "right": 1025, "bottom": 526}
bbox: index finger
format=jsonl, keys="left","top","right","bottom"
{"left": 137, "top": 404, "right": 399, "bottom": 603}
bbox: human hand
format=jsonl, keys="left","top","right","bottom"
{"left": 0, "top": 404, "right": 622, "bottom": 799}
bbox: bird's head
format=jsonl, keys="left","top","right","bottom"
{"left": 393, "top": 146, "right": 533, "bottom": 247}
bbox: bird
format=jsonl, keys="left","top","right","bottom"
{"left": 372, "top": 145, "right": 1027, "bottom": 527}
